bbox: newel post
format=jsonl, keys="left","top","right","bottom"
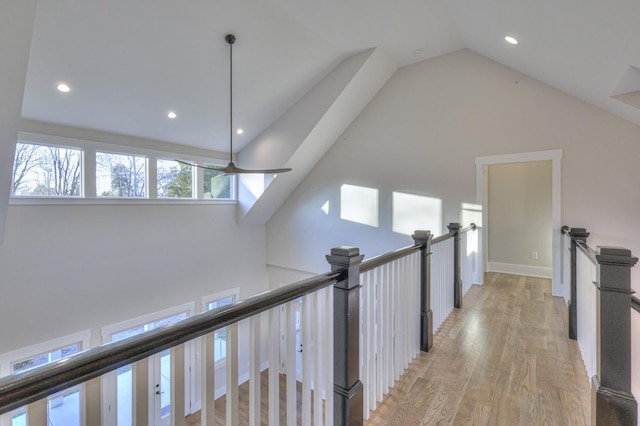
{"left": 412, "top": 230, "right": 433, "bottom": 352}
{"left": 568, "top": 227, "right": 589, "bottom": 340}
{"left": 448, "top": 223, "right": 463, "bottom": 309}
{"left": 592, "top": 246, "right": 638, "bottom": 426}
{"left": 327, "top": 246, "right": 364, "bottom": 426}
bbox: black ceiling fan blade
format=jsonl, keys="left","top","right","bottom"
{"left": 225, "top": 164, "right": 293, "bottom": 174}
{"left": 174, "top": 159, "right": 227, "bottom": 172}
{"left": 175, "top": 159, "right": 291, "bottom": 175}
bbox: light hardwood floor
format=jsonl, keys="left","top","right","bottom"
{"left": 184, "top": 371, "right": 317, "bottom": 425}
{"left": 186, "top": 272, "right": 590, "bottom": 425}
{"left": 365, "top": 272, "right": 591, "bottom": 425}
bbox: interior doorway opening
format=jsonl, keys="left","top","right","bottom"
{"left": 475, "top": 150, "right": 563, "bottom": 297}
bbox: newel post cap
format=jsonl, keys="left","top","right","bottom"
{"left": 412, "top": 230, "right": 432, "bottom": 244}
{"left": 596, "top": 246, "right": 638, "bottom": 267}
{"left": 568, "top": 227, "right": 590, "bottom": 239}
{"left": 326, "top": 246, "right": 364, "bottom": 267}
{"left": 447, "top": 222, "right": 462, "bottom": 232}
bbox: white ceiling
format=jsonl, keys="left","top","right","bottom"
{"left": 21, "top": 0, "right": 640, "bottom": 154}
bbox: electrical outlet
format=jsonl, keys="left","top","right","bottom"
{"left": 531, "top": 251, "right": 538, "bottom": 260}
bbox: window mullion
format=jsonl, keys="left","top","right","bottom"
{"left": 196, "top": 165, "right": 204, "bottom": 200}
{"left": 147, "top": 154, "right": 157, "bottom": 199}
{"left": 84, "top": 147, "right": 97, "bottom": 198}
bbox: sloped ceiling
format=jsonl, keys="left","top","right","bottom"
{"left": 21, "top": 0, "right": 462, "bottom": 153}
{"left": 446, "top": 0, "right": 640, "bottom": 125}
{"left": 21, "top": 0, "right": 640, "bottom": 155}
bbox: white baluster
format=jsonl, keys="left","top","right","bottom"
{"left": 133, "top": 358, "right": 149, "bottom": 426}
{"left": 302, "top": 295, "right": 312, "bottom": 425}
{"left": 249, "top": 316, "right": 261, "bottom": 426}
{"left": 200, "top": 334, "right": 215, "bottom": 426}
{"left": 325, "top": 287, "right": 334, "bottom": 424}
{"left": 27, "top": 398, "right": 46, "bottom": 426}
{"left": 376, "top": 265, "right": 384, "bottom": 403}
{"left": 383, "top": 263, "right": 391, "bottom": 396}
{"left": 393, "top": 259, "right": 400, "bottom": 381}
{"left": 170, "top": 344, "right": 185, "bottom": 426}
{"left": 313, "top": 290, "right": 324, "bottom": 426}
{"left": 268, "top": 308, "right": 279, "bottom": 426}
{"left": 286, "top": 302, "right": 297, "bottom": 426}
{"left": 361, "top": 272, "right": 370, "bottom": 418}
{"left": 226, "top": 324, "right": 239, "bottom": 426}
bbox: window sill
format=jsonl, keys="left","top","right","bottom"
{"left": 9, "top": 197, "right": 237, "bottom": 206}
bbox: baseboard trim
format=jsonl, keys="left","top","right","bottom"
{"left": 488, "top": 262, "right": 552, "bottom": 279}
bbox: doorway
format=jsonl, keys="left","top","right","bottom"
{"left": 101, "top": 303, "right": 194, "bottom": 426}
{"left": 475, "top": 150, "right": 563, "bottom": 296}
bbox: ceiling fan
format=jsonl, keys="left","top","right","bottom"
{"left": 177, "top": 34, "right": 292, "bottom": 175}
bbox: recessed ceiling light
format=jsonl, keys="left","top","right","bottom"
{"left": 236, "top": 128, "right": 244, "bottom": 135}
{"left": 412, "top": 48, "right": 423, "bottom": 55}
{"left": 505, "top": 36, "right": 519, "bottom": 45}
{"left": 57, "top": 83, "right": 70, "bottom": 93}
{"left": 167, "top": 111, "right": 177, "bottom": 119}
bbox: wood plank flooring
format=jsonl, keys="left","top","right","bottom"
{"left": 184, "top": 371, "right": 317, "bottom": 425}
{"left": 365, "top": 272, "right": 591, "bottom": 426}
{"left": 185, "top": 272, "right": 591, "bottom": 425}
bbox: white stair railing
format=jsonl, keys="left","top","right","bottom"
{"left": 431, "top": 237, "right": 455, "bottom": 332}
{"left": 359, "top": 252, "right": 421, "bottom": 420}
{"left": 0, "top": 225, "right": 479, "bottom": 426}
{"left": 576, "top": 245, "right": 597, "bottom": 380}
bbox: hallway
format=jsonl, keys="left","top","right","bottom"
{"left": 365, "top": 272, "right": 591, "bottom": 425}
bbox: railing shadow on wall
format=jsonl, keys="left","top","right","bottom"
{"left": 561, "top": 226, "right": 638, "bottom": 426}
{"left": 0, "top": 223, "right": 477, "bottom": 426}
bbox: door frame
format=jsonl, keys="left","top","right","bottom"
{"left": 475, "top": 149, "right": 562, "bottom": 296}
{"left": 100, "top": 302, "right": 195, "bottom": 426}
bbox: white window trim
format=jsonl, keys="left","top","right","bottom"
{"left": 201, "top": 287, "right": 240, "bottom": 366}
{"left": 100, "top": 302, "right": 195, "bottom": 426}
{"left": 10, "top": 131, "right": 237, "bottom": 204}
{"left": 95, "top": 150, "right": 149, "bottom": 199}
{"left": 11, "top": 140, "right": 85, "bottom": 198}
{"left": 0, "top": 330, "right": 91, "bottom": 378}
{"left": 200, "top": 288, "right": 240, "bottom": 313}
{"left": 101, "top": 302, "right": 195, "bottom": 343}
{"left": 156, "top": 158, "right": 195, "bottom": 200}
{"left": 0, "top": 330, "right": 91, "bottom": 426}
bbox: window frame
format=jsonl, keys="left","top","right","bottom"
{"left": 11, "top": 140, "right": 84, "bottom": 198}
{"left": 100, "top": 302, "right": 195, "bottom": 426}
{"left": 202, "top": 164, "right": 234, "bottom": 201}
{"left": 0, "top": 330, "right": 91, "bottom": 426}
{"left": 10, "top": 131, "right": 236, "bottom": 204}
{"left": 156, "top": 158, "right": 195, "bottom": 199}
{"left": 201, "top": 288, "right": 240, "bottom": 365}
{"left": 95, "top": 150, "right": 149, "bottom": 199}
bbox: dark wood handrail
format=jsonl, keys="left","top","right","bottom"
{"left": 0, "top": 271, "right": 340, "bottom": 415}
{"left": 431, "top": 232, "right": 454, "bottom": 245}
{"left": 431, "top": 223, "right": 476, "bottom": 245}
{"left": 360, "top": 244, "right": 421, "bottom": 273}
{"left": 360, "top": 224, "right": 477, "bottom": 272}
{"left": 632, "top": 295, "right": 640, "bottom": 313}
{"left": 0, "top": 223, "right": 478, "bottom": 415}
{"left": 575, "top": 239, "right": 597, "bottom": 264}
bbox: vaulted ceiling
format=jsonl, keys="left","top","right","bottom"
{"left": 22, "top": 0, "right": 640, "bottom": 155}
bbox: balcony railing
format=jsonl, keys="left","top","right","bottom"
{"left": 561, "top": 226, "right": 638, "bottom": 425}
{"left": 0, "top": 222, "right": 472, "bottom": 425}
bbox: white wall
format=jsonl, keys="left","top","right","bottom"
{"left": 0, "top": 1, "right": 37, "bottom": 243}
{"left": 266, "top": 48, "right": 640, "bottom": 296}
{"left": 488, "top": 161, "right": 552, "bottom": 278}
{"left": 0, "top": 203, "right": 268, "bottom": 354}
